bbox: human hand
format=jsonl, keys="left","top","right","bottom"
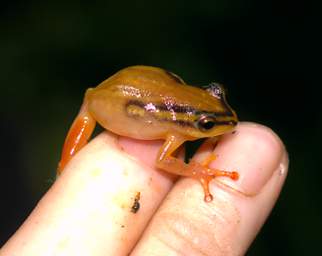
{"left": 0, "top": 122, "right": 288, "bottom": 256}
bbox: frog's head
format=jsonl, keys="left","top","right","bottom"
{"left": 187, "top": 83, "right": 238, "bottom": 139}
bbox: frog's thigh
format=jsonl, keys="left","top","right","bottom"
{"left": 58, "top": 102, "right": 96, "bottom": 175}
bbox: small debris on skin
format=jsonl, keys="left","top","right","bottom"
{"left": 131, "top": 192, "right": 141, "bottom": 213}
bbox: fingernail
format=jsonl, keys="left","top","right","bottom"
{"left": 208, "top": 122, "right": 287, "bottom": 196}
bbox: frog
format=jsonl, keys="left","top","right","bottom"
{"left": 58, "top": 65, "right": 238, "bottom": 202}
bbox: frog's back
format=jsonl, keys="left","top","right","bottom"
{"left": 92, "top": 66, "right": 225, "bottom": 112}
{"left": 92, "top": 66, "right": 185, "bottom": 99}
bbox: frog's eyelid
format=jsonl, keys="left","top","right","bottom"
{"left": 194, "top": 111, "right": 232, "bottom": 117}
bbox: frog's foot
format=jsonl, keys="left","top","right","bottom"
{"left": 190, "top": 153, "right": 239, "bottom": 202}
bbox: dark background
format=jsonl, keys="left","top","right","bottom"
{"left": 1, "top": 0, "right": 321, "bottom": 254}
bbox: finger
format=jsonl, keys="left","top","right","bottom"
{"left": 0, "top": 132, "right": 175, "bottom": 256}
{"left": 131, "top": 122, "right": 288, "bottom": 256}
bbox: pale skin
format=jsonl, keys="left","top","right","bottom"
{"left": 0, "top": 122, "right": 288, "bottom": 256}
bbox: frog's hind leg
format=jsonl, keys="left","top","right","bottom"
{"left": 57, "top": 101, "right": 96, "bottom": 175}
{"left": 156, "top": 135, "right": 238, "bottom": 202}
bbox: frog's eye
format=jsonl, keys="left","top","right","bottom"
{"left": 204, "top": 82, "right": 224, "bottom": 99}
{"left": 196, "top": 115, "right": 216, "bottom": 131}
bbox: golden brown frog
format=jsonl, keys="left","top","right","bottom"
{"left": 58, "top": 66, "right": 238, "bottom": 202}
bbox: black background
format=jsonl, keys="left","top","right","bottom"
{"left": 1, "top": 1, "right": 321, "bottom": 254}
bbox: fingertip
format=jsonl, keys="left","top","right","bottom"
{"left": 210, "top": 122, "right": 288, "bottom": 196}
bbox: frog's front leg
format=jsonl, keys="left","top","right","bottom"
{"left": 57, "top": 101, "right": 96, "bottom": 175}
{"left": 156, "top": 135, "right": 238, "bottom": 202}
